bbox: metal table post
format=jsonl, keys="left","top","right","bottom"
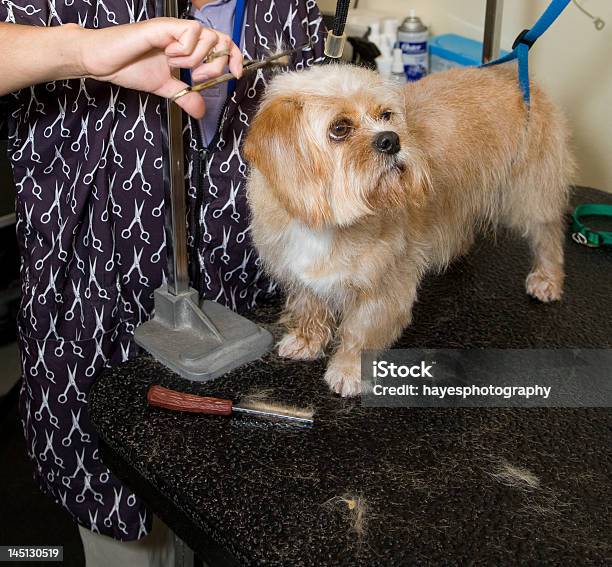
{"left": 482, "top": 0, "right": 504, "bottom": 63}
{"left": 134, "top": 0, "right": 272, "bottom": 381}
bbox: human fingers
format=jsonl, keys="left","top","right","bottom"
{"left": 166, "top": 28, "right": 219, "bottom": 68}
{"left": 162, "top": 19, "right": 203, "bottom": 56}
{"left": 157, "top": 76, "right": 206, "bottom": 119}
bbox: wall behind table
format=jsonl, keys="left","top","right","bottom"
{"left": 318, "top": 0, "right": 612, "bottom": 193}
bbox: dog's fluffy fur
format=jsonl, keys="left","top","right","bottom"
{"left": 244, "top": 64, "right": 573, "bottom": 397}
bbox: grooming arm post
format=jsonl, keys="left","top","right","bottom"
{"left": 324, "top": 0, "right": 350, "bottom": 60}
{"left": 482, "top": 0, "right": 504, "bottom": 63}
{"left": 164, "top": 53, "right": 189, "bottom": 294}
{"left": 134, "top": 0, "right": 273, "bottom": 382}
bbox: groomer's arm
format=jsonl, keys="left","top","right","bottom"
{"left": 0, "top": 18, "right": 243, "bottom": 118}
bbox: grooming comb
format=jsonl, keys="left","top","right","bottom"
{"left": 147, "top": 385, "right": 314, "bottom": 427}
{"left": 171, "top": 44, "right": 309, "bottom": 102}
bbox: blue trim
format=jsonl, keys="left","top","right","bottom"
{"left": 481, "top": 0, "right": 571, "bottom": 105}
{"left": 180, "top": 68, "right": 192, "bottom": 87}
{"left": 227, "top": 0, "right": 246, "bottom": 97}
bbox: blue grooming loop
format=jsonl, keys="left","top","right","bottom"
{"left": 182, "top": 0, "right": 246, "bottom": 94}
{"left": 227, "top": 0, "right": 247, "bottom": 96}
{"left": 482, "top": 0, "right": 571, "bottom": 104}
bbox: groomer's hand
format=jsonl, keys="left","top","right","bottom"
{"left": 80, "top": 18, "right": 243, "bottom": 118}
{"left": 0, "top": 19, "right": 242, "bottom": 119}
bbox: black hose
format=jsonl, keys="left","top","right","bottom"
{"left": 332, "top": 0, "right": 351, "bottom": 36}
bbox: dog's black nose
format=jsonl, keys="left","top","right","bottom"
{"left": 372, "top": 131, "right": 401, "bottom": 155}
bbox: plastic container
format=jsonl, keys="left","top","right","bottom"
{"left": 382, "top": 18, "right": 400, "bottom": 51}
{"left": 376, "top": 55, "right": 392, "bottom": 79}
{"left": 391, "top": 47, "right": 407, "bottom": 84}
{"left": 429, "top": 33, "right": 509, "bottom": 73}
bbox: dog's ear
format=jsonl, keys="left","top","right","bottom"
{"left": 244, "top": 95, "right": 332, "bottom": 228}
{"left": 244, "top": 95, "right": 303, "bottom": 186}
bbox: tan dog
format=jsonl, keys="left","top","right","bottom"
{"left": 244, "top": 63, "right": 573, "bottom": 397}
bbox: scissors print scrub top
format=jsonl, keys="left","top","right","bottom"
{"left": 1, "top": 0, "right": 325, "bottom": 540}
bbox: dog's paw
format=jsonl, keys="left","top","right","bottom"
{"left": 324, "top": 362, "right": 361, "bottom": 398}
{"left": 526, "top": 270, "right": 563, "bottom": 303}
{"left": 277, "top": 333, "right": 324, "bottom": 360}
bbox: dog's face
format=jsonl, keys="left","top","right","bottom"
{"left": 244, "top": 64, "right": 430, "bottom": 228}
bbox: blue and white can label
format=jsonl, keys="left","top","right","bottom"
{"left": 398, "top": 30, "right": 429, "bottom": 81}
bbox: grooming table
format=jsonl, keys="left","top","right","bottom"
{"left": 89, "top": 187, "right": 611, "bottom": 565}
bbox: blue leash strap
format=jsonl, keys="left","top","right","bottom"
{"left": 184, "top": 0, "right": 246, "bottom": 93}
{"left": 227, "top": 0, "right": 247, "bottom": 97}
{"left": 481, "top": 0, "right": 571, "bottom": 104}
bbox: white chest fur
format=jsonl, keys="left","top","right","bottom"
{"left": 278, "top": 221, "right": 343, "bottom": 297}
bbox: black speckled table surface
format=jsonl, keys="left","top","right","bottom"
{"left": 90, "top": 188, "right": 612, "bottom": 566}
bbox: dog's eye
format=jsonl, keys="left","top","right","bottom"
{"left": 329, "top": 119, "right": 352, "bottom": 141}
{"left": 380, "top": 110, "right": 393, "bottom": 121}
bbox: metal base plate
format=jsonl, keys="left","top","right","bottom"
{"left": 134, "top": 286, "right": 273, "bottom": 382}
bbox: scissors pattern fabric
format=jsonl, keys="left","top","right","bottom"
{"left": 1, "top": 0, "right": 324, "bottom": 540}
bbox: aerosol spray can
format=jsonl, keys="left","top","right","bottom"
{"left": 398, "top": 9, "right": 429, "bottom": 81}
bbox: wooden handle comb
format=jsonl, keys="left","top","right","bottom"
{"left": 147, "top": 385, "right": 233, "bottom": 416}
{"left": 147, "top": 384, "right": 314, "bottom": 427}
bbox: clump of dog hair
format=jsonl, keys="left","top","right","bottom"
{"left": 486, "top": 458, "right": 573, "bottom": 518}
{"left": 490, "top": 461, "right": 540, "bottom": 490}
{"left": 323, "top": 495, "right": 368, "bottom": 538}
{"left": 267, "top": 53, "right": 292, "bottom": 67}
{"left": 241, "top": 387, "right": 277, "bottom": 404}
{"left": 261, "top": 40, "right": 295, "bottom": 70}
